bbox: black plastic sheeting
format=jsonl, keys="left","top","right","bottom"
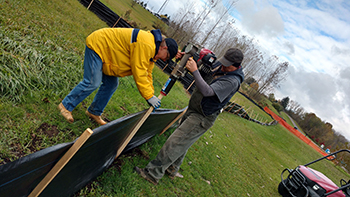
{"left": 237, "top": 91, "right": 274, "bottom": 119}
{"left": 224, "top": 102, "right": 277, "bottom": 126}
{"left": 79, "top": 0, "right": 133, "bottom": 28}
{"left": 224, "top": 102, "right": 251, "bottom": 120}
{"left": 0, "top": 108, "right": 185, "bottom": 197}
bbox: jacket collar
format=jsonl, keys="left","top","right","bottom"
{"left": 150, "top": 29, "right": 162, "bottom": 58}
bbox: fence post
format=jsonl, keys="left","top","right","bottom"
{"left": 87, "top": 0, "right": 95, "bottom": 10}
{"left": 28, "top": 128, "right": 93, "bottom": 197}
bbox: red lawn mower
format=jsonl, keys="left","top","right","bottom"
{"left": 278, "top": 149, "right": 350, "bottom": 197}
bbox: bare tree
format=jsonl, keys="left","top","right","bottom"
{"left": 211, "top": 21, "right": 238, "bottom": 52}
{"left": 167, "top": 0, "right": 196, "bottom": 40}
{"left": 200, "top": 0, "right": 237, "bottom": 46}
{"left": 242, "top": 42, "right": 265, "bottom": 79}
{"left": 189, "top": 0, "right": 219, "bottom": 43}
{"left": 288, "top": 100, "right": 304, "bottom": 117}
{"left": 257, "top": 61, "right": 289, "bottom": 94}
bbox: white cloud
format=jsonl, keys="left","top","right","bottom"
{"left": 339, "top": 67, "right": 350, "bottom": 80}
{"left": 234, "top": 0, "right": 285, "bottom": 37}
{"left": 332, "top": 45, "right": 350, "bottom": 56}
{"left": 282, "top": 41, "right": 295, "bottom": 55}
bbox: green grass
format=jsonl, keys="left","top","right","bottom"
{"left": 1, "top": 0, "right": 350, "bottom": 196}
{"left": 100, "top": 0, "right": 162, "bottom": 30}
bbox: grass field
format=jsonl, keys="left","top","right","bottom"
{"left": 1, "top": 0, "right": 349, "bottom": 196}
{"left": 100, "top": 0, "right": 160, "bottom": 30}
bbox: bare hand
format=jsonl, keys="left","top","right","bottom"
{"left": 175, "top": 50, "right": 185, "bottom": 59}
{"left": 185, "top": 58, "right": 198, "bottom": 73}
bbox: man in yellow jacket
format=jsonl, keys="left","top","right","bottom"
{"left": 58, "top": 28, "right": 179, "bottom": 125}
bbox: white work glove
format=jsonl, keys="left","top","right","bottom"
{"left": 147, "top": 96, "right": 161, "bottom": 109}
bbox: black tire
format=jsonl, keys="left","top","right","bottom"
{"left": 278, "top": 180, "right": 292, "bottom": 197}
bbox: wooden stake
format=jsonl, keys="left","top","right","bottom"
{"left": 112, "top": 17, "right": 122, "bottom": 28}
{"left": 28, "top": 128, "right": 93, "bottom": 197}
{"left": 243, "top": 112, "right": 248, "bottom": 119}
{"left": 159, "top": 108, "right": 187, "bottom": 136}
{"left": 162, "top": 63, "right": 169, "bottom": 71}
{"left": 222, "top": 103, "right": 230, "bottom": 111}
{"left": 242, "top": 107, "right": 251, "bottom": 118}
{"left": 186, "top": 80, "right": 195, "bottom": 91}
{"left": 223, "top": 100, "right": 235, "bottom": 111}
{"left": 87, "top": 0, "right": 95, "bottom": 10}
{"left": 115, "top": 94, "right": 163, "bottom": 159}
{"left": 254, "top": 112, "right": 259, "bottom": 120}
{"left": 233, "top": 106, "right": 244, "bottom": 114}
{"left": 228, "top": 103, "right": 237, "bottom": 113}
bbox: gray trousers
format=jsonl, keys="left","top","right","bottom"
{"left": 145, "top": 108, "right": 218, "bottom": 180}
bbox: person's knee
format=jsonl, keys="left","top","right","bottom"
{"left": 91, "top": 81, "right": 101, "bottom": 90}
{"left": 82, "top": 78, "right": 100, "bottom": 90}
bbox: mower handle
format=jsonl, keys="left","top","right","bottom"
{"left": 304, "top": 149, "right": 350, "bottom": 167}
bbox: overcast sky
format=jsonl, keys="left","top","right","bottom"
{"left": 146, "top": 0, "right": 350, "bottom": 140}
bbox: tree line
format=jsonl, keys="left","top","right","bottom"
{"left": 285, "top": 97, "right": 348, "bottom": 150}
{"left": 271, "top": 96, "right": 350, "bottom": 172}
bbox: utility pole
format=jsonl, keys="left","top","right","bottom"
{"left": 157, "top": 0, "right": 170, "bottom": 14}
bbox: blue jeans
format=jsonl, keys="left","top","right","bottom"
{"left": 62, "top": 46, "right": 119, "bottom": 116}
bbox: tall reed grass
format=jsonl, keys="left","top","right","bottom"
{"left": 0, "top": 28, "right": 82, "bottom": 101}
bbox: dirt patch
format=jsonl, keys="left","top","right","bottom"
{"left": 28, "top": 123, "right": 60, "bottom": 152}
{"left": 0, "top": 123, "right": 62, "bottom": 165}
{"left": 9, "top": 143, "right": 26, "bottom": 159}
{"left": 36, "top": 122, "right": 59, "bottom": 137}
{"left": 124, "top": 147, "right": 150, "bottom": 160}
{"left": 26, "top": 123, "right": 55, "bottom": 152}
{"left": 1, "top": 157, "right": 11, "bottom": 164}
{"left": 109, "top": 147, "right": 150, "bottom": 173}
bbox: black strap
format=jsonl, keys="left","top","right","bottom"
{"left": 131, "top": 28, "right": 140, "bottom": 43}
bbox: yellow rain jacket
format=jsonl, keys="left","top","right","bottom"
{"left": 86, "top": 28, "right": 159, "bottom": 100}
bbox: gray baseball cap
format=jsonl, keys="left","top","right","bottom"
{"left": 217, "top": 48, "right": 244, "bottom": 67}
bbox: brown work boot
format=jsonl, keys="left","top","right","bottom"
{"left": 85, "top": 110, "right": 107, "bottom": 125}
{"left": 134, "top": 166, "right": 158, "bottom": 185}
{"left": 58, "top": 103, "right": 74, "bottom": 123}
